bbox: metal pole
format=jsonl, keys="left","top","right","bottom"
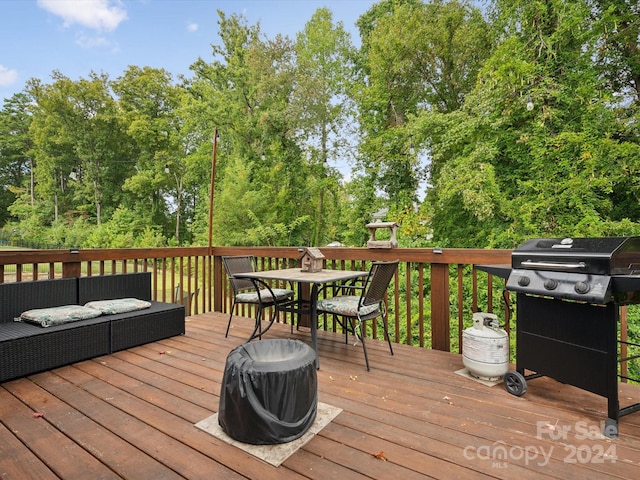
{"left": 208, "top": 128, "right": 219, "bottom": 254}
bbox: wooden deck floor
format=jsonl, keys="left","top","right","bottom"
{"left": 2, "top": 312, "right": 640, "bottom": 479}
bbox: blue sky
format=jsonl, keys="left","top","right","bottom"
{"left": 0, "top": 0, "right": 376, "bottom": 102}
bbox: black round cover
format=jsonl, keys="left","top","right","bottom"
{"left": 218, "top": 339, "right": 318, "bottom": 445}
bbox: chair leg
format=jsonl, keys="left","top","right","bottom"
{"left": 225, "top": 312, "right": 233, "bottom": 337}
{"left": 358, "top": 321, "right": 370, "bottom": 371}
{"left": 350, "top": 318, "right": 360, "bottom": 343}
{"left": 335, "top": 315, "right": 349, "bottom": 344}
{"left": 247, "top": 305, "right": 263, "bottom": 341}
{"left": 342, "top": 316, "right": 355, "bottom": 345}
{"left": 225, "top": 300, "right": 238, "bottom": 337}
{"left": 382, "top": 313, "right": 394, "bottom": 356}
{"left": 291, "top": 303, "right": 297, "bottom": 334}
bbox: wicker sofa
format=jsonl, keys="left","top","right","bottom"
{"left": 0, "top": 272, "right": 185, "bottom": 383}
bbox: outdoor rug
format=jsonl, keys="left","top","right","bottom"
{"left": 195, "top": 402, "right": 343, "bottom": 467}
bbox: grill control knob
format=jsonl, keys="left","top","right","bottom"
{"left": 518, "top": 276, "right": 530, "bottom": 287}
{"left": 574, "top": 281, "right": 590, "bottom": 294}
{"left": 544, "top": 279, "right": 558, "bottom": 290}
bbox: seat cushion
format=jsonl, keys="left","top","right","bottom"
{"left": 85, "top": 298, "right": 152, "bottom": 315}
{"left": 236, "top": 288, "right": 294, "bottom": 304}
{"left": 316, "top": 295, "right": 379, "bottom": 317}
{"left": 16, "top": 305, "right": 103, "bottom": 328}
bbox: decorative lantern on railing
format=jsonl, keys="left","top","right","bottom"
{"left": 366, "top": 221, "right": 399, "bottom": 249}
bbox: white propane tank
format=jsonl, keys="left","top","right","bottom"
{"left": 462, "top": 312, "right": 509, "bottom": 381}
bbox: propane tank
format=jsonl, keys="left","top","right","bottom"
{"left": 462, "top": 312, "right": 509, "bottom": 381}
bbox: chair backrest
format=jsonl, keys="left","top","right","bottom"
{"left": 361, "top": 260, "right": 399, "bottom": 308}
{"left": 222, "top": 256, "right": 257, "bottom": 293}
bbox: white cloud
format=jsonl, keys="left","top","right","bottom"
{"left": 0, "top": 65, "right": 19, "bottom": 86}
{"left": 38, "top": 0, "right": 127, "bottom": 32}
{"left": 187, "top": 22, "right": 199, "bottom": 33}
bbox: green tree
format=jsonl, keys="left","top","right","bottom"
{"left": 420, "top": 0, "right": 640, "bottom": 247}
{"left": 188, "top": 12, "right": 310, "bottom": 246}
{"left": 27, "top": 71, "right": 133, "bottom": 227}
{"left": 293, "top": 7, "right": 357, "bottom": 245}
{"left": 112, "top": 66, "right": 191, "bottom": 243}
{"left": 588, "top": 0, "right": 640, "bottom": 103}
{"left": 355, "top": 0, "right": 492, "bottom": 225}
{"left": 0, "top": 92, "right": 33, "bottom": 225}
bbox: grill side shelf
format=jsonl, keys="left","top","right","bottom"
{"left": 474, "top": 264, "right": 511, "bottom": 279}
{"left": 612, "top": 275, "right": 640, "bottom": 293}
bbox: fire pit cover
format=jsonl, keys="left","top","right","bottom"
{"left": 218, "top": 339, "right": 318, "bottom": 445}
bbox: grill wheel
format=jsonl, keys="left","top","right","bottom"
{"left": 504, "top": 370, "right": 527, "bottom": 397}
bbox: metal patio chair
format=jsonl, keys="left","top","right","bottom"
{"left": 222, "top": 255, "right": 295, "bottom": 341}
{"left": 173, "top": 283, "right": 199, "bottom": 316}
{"left": 316, "top": 260, "right": 398, "bottom": 371}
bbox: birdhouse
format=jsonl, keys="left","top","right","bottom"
{"left": 299, "top": 247, "right": 325, "bottom": 272}
{"left": 366, "top": 221, "right": 399, "bottom": 249}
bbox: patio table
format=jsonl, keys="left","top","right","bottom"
{"left": 237, "top": 267, "right": 367, "bottom": 368}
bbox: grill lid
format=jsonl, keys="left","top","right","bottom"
{"left": 507, "top": 236, "right": 640, "bottom": 304}
{"left": 511, "top": 236, "right": 640, "bottom": 275}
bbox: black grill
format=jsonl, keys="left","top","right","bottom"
{"left": 507, "top": 236, "right": 640, "bottom": 304}
{"left": 479, "top": 236, "right": 640, "bottom": 438}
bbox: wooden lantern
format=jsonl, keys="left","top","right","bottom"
{"left": 366, "top": 221, "right": 399, "bottom": 249}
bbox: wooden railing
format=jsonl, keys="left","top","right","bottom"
{"left": 0, "top": 246, "right": 513, "bottom": 353}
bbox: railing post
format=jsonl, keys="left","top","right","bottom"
{"left": 62, "top": 249, "right": 81, "bottom": 278}
{"left": 213, "top": 255, "right": 223, "bottom": 313}
{"left": 431, "top": 263, "right": 450, "bottom": 351}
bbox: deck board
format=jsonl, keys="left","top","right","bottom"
{"left": 2, "top": 312, "right": 640, "bottom": 479}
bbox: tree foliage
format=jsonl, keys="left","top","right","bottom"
{"left": 293, "top": 7, "right": 357, "bottom": 246}
{"left": 417, "top": 0, "right": 640, "bottom": 247}
{"left": 0, "top": 1, "right": 639, "bottom": 249}
{"left": 0, "top": 92, "right": 33, "bottom": 225}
